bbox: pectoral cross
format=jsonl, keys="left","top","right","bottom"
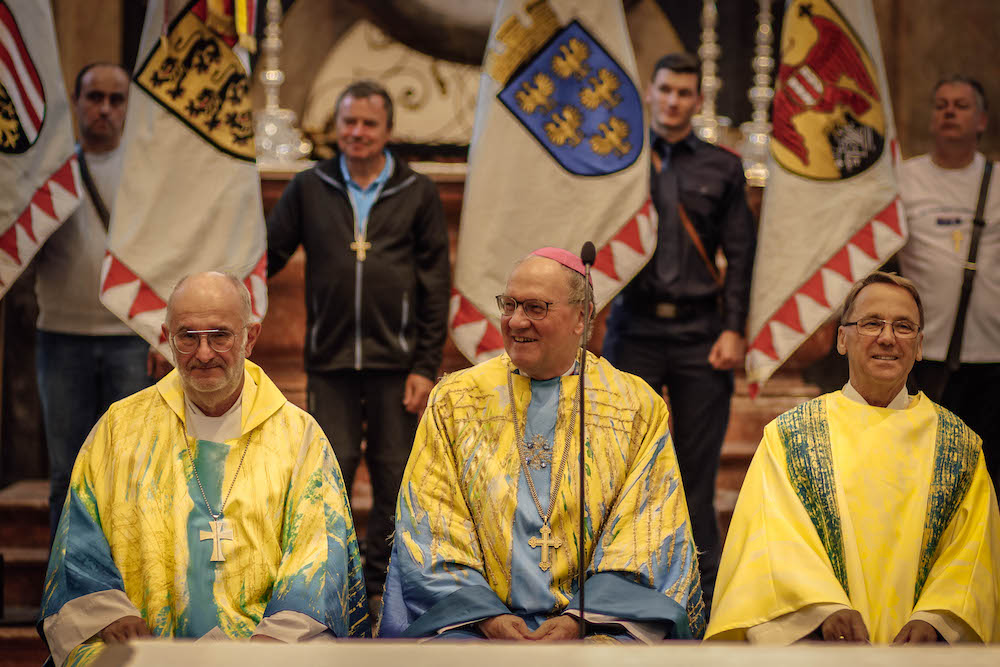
{"left": 528, "top": 523, "right": 562, "bottom": 571}
{"left": 351, "top": 237, "right": 372, "bottom": 261}
{"left": 952, "top": 229, "right": 963, "bottom": 253}
{"left": 200, "top": 519, "right": 234, "bottom": 562}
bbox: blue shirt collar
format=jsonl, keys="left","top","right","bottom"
{"left": 339, "top": 150, "right": 394, "bottom": 192}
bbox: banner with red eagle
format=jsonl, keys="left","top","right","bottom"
{"left": 449, "top": 0, "right": 656, "bottom": 364}
{"left": 101, "top": 0, "right": 266, "bottom": 359}
{"left": 746, "top": 0, "right": 903, "bottom": 395}
{"left": 0, "top": 0, "right": 81, "bottom": 298}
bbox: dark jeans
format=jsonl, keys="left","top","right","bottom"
{"left": 36, "top": 331, "right": 152, "bottom": 542}
{"left": 910, "top": 360, "right": 1000, "bottom": 493}
{"left": 307, "top": 369, "right": 418, "bottom": 597}
{"left": 602, "top": 311, "right": 731, "bottom": 615}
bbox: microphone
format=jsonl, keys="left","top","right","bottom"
{"left": 576, "top": 242, "right": 595, "bottom": 639}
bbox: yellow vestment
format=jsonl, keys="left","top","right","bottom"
{"left": 706, "top": 391, "right": 1000, "bottom": 643}
{"left": 40, "top": 362, "right": 369, "bottom": 666}
{"left": 380, "top": 352, "right": 704, "bottom": 639}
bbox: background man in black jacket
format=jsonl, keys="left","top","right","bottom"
{"left": 601, "top": 53, "right": 756, "bottom": 612}
{"left": 267, "top": 80, "right": 450, "bottom": 614}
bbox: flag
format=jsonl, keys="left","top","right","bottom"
{"left": 449, "top": 0, "right": 656, "bottom": 364}
{"left": 0, "top": 0, "right": 81, "bottom": 298}
{"left": 745, "top": 0, "right": 903, "bottom": 396}
{"left": 101, "top": 0, "right": 267, "bottom": 358}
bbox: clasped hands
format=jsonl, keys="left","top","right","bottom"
{"left": 819, "top": 610, "right": 940, "bottom": 644}
{"left": 478, "top": 614, "right": 580, "bottom": 641}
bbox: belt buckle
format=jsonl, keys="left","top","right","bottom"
{"left": 654, "top": 302, "right": 678, "bottom": 318}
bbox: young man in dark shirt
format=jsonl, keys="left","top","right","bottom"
{"left": 602, "top": 53, "right": 756, "bottom": 613}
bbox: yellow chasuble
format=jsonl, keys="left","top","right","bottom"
{"left": 706, "top": 391, "right": 1000, "bottom": 643}
{"left": 380, "top": 352, "right": 704, "bottom": 639}
{"left": 41, "top": 361, "right": 369, "bottom": 666}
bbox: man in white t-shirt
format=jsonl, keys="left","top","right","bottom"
{"left": 34, "top": 63, "right": 151, "bottom": 540}
{"left": 898, "top": 75, "right": 999, "bottom": 491}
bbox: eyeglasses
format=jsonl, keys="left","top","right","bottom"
{"left": 842, "top": 318, "right": 921, "bottom": 339}
{"left": 171, "top": 328, "right": 242, "bottom": 354}
{"left": 496, "top": 295, "right": 555, "bottom": 321}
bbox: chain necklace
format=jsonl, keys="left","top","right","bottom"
{"left": 507, "top": 367, "right": 578, "bottom": 571}
{"left": 184, "top": 434, "right": 251, "bottom": 563}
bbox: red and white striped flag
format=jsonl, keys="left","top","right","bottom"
{"left": 746, "top": 0, "right": 903, "bottom": 395}
{"left": 449, "top": 0, "right": 656, "bottom": 363}
{"left": 0, "top": 0, "right": 81, "bottom": 298}
{"left": 101, "top": 0, "right": 266, "bottom": 358}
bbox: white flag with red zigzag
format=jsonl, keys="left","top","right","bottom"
{"left": 101, "top": 0, "right": 266, "bottom": 359}
{"left": 0, "top": 0, "right": 81, "bottom": 298}
{"left": 746, "top": 0, "right": 903, "bottom": 396}
{"left": 450, "top": 0, "right": 656, "bottom": 364}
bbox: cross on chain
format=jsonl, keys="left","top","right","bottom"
{"left": 351, "top": 238, "right": 372, "bottom": 261}
{"left": 528, "top": 523, "right": 563, "bottom": 571}
{"left": 952, "top": 229, "right": 963, "bottom": 253}
{"left": 200, "top": 519, "right": 235, "bottom": 562}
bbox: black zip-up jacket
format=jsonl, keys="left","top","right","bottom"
{"left": 266, "top": 153, "right": 450, "bottom": 379}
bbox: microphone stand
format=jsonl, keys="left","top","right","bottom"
{"left": 576, "top": 242, "right": 595, "bottom": 639}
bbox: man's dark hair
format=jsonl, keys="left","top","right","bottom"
{"left": 651, "top": 52, "right": 701, "bottom": 92}
{"left": 73, "top": 62, "right": 128, "bottom": 99}
{"left": 933, "top": 75, "right": 988, "bottom": 112}
{"left": 840, "top": 271, "right": 924, "bottom": 330}
{"left": 333, "top": 80, "right": 394, "bottom": 130}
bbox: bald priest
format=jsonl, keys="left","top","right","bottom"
{"left": 380, "top": 248, "right": 705, "bottom": 642}
{"left": 707, "top": 272, "right": 999, "bottom": 644}
{"left": 39, "top": 272, "right": 370, "bottom": 667}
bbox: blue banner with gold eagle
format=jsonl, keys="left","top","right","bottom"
{"left": 451, "top": 0, "right": 656, "bottom": 364}
{"left": 496, "top": 20, "right": 643, "bottom": 176}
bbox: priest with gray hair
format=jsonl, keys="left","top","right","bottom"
{"left": 40, "top": 271, "right": 369, "bottom": 667}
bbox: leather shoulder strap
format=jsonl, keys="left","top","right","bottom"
{"left": 76, "top": 146, "right": 111, "bottom": 229}
{"left": 942, "top": 159, "right": 993, "bottom": 374}
{"left": 676, "top": 202, "right": 723, "bottom": 287}
{"left": 652, "top": 150, "right": 723, "bottom": 287}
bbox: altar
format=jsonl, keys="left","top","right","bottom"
{"left": 90, "top": 639, "right": 1000, "bottom": 667}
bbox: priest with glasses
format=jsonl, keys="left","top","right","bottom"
{"left": 379, "top": 248, "right": 705, "bottom": 641}
{"left": 40, "top": 272, "right": 369, "bottom": 667}
{"left": 707, "top": 272, "right": 1000, "bottom": 644}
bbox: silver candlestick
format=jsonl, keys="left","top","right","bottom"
{"left": 691, "top": 0, "right": 730, "bottom": 145}
{"left": 255, "top": 0, "right": 311, "bottom": 164}
{"left": 740, "top": 0, "right": 775, "bottom": 187}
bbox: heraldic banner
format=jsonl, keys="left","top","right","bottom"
{"left": 101, "top": 0, "right": 265, "bottom": 358}
{"left": 450, "top": 0, "right": 656, "bottom": 364}
{"left": 745, "top": 0, "right": 903, "bottom": 396}
{"left": 0, "top": 0, "right": 81, "bottom": 298}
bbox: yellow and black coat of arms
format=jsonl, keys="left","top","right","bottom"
{"left": 135, "top": 0, "right": 255, "bottom": 161}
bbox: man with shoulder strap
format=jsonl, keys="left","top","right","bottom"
{"left": 898, "top": 75, "right": 999, "bottom": 492}
{"left": 601, "top": 52, "right": 756, "bottom": 613}
{"left": 266, "top": 80, "right": 450, "bottom": 616}
{"left": 34, "top": 63, "right": 151, "bottom": 543}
